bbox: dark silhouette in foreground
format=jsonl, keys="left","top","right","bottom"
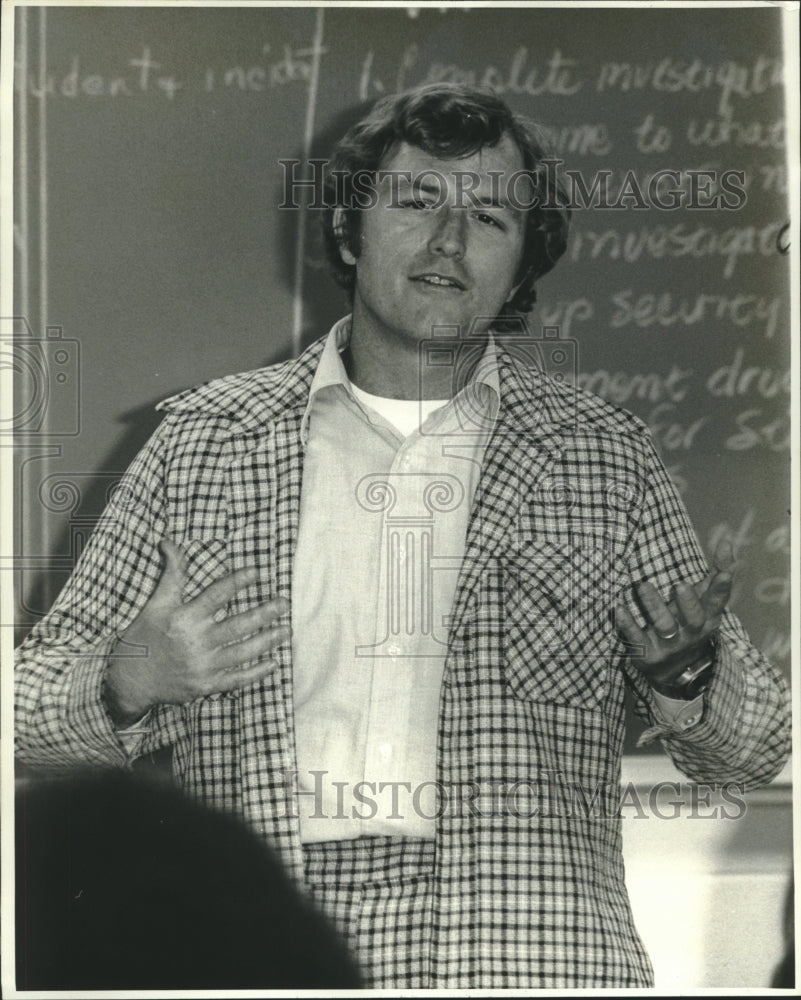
{"left": 15, "top": 770, "right": 363, "bottom": 989}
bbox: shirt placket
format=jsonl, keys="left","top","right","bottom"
{"left": 360, "top": 435, "right": 430, "bottom": 834}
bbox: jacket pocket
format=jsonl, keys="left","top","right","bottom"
{"left": 503, "top": 538, "right": 619, "bottom": 708}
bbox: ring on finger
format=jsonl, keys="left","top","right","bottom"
{"left": 658, "top": 626, "right": 680, "bottom": 641}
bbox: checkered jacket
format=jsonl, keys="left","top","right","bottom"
{"left": 16, "top": 334, "right": 791, "bottom": 988}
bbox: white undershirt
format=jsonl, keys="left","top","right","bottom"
{"left": 349, "top": 383, "right": 449, "bottom": 438}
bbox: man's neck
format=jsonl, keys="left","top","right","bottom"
{"left": 343, "top": 323, "right": 487, "bottom": 401}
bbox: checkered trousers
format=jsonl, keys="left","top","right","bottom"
{"left": 302, "top": 836, "right": 436, "bottom": 988}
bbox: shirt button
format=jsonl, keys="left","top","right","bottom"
{"left": 379, "top": 743, "right": 393, "bottom": 761}
{"left": 387, "top": 643, "right": 402, "bottom": 657}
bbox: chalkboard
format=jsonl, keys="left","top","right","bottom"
{"left": 10, "top": 5, "right": 792, "bottom": 745}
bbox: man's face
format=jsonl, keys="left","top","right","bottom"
{"left": 340, "top": 135, "right": 529, "bottom": 351}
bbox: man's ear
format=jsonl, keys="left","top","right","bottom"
{"left": 333, "top": 207, "right": 357, "bottom": 266}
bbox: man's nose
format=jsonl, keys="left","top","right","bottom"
{"left": 427, "top": 207, "right": 466, "bottom": 259}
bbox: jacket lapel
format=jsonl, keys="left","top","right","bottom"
{"left": 210, "top": 345, "right": 322, "bottom": 881}
{"left": 447, "top": 349, "right": 570, "bottom": 644}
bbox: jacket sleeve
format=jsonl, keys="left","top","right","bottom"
{"left": 14, "top": 421, "right": 186, "bottom": 770}
{"left": 619, "top": 437, "right": 791, "bottom": 790}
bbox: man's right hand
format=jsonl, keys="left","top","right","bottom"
{"left": 103, "top": 539, "right": 290, "bottom": 726}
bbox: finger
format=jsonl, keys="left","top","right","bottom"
{"left": 215, "top": 624, "right": 291, "bottom": 671}
{"left": 698, "top": 565, "right": 734, "bottom": 619}
{"left": 188, "top": 567, "right": 265, "bottom": 616}
{"left": 634, "top": 581, "right": 679, "bottom": 639}
{"left": 673, "top": 582, "right": 706, "bottom": 631}
{"left": 211, "top": 598, "right": 292, "bottom": 648}
{"left": 615, "top": 604, "right": 648, "bottom": 654}
{"left": 213, "top": 658, "right": 280, "bottom": 695}
{"left": 693, "top": 538, "right": 736, "bottom": 616}
{"left": 712, "top": 538, "right": 737, "bottom": 574}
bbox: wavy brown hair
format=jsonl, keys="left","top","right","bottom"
{"left": 321, "top": 83, "right": 571, "bottom": 314}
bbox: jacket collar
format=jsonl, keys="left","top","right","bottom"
{"left": 157, "top": 322, "right": 580, "bottom": 445}
{"left": 495, "top": 342, "right": 578, "bottom": 448}
{"left": 156, "top": 336, "right": 327, "bottom": 437}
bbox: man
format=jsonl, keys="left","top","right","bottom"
{"left": 15, "top": 84, "right": 790, "bottom": 988}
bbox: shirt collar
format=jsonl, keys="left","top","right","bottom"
{"left": 301, "top": 316, "right": 501, "bottom": 445}
{"left": 300, "top": 316, "right": 353, "bottom": 444}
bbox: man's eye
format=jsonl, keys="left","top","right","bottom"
{"left": 474, "top": 212, "right": 504, "bottom": 229}
{"left": 402, "top": 198, "right": 435, "bottom": 210}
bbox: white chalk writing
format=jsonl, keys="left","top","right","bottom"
{"left": 724, "top": 407, "right": 790, "bottom": 451}
{"left": 391, "top": 46, "right": 583, "bottom": 98}
{"left": 20, "top": 47, "right": 183, "bottom": 100}
{"left": 687, "top": 115, "right": 785, "bottom": 150}
{"left": 570, "top": 222, "right": 787, "bottom": 281}
{"left": 706, "top": 349, "right": 791, "bottom": 398}
{"left": 595, "top": 54, "right": 783, "bottom": 117}
{"left": 609, "top": 290, "right": 783, "bottom": 340}
{"left": 578, "top": 366, "right": 694, "bottom": 405}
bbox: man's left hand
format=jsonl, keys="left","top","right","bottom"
{"left": 615, "top": 539, "right": 735, "bottom": 695}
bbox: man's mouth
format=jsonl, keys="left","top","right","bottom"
{"left": 410, "top": 273, "right": 466, "bottom": 290}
